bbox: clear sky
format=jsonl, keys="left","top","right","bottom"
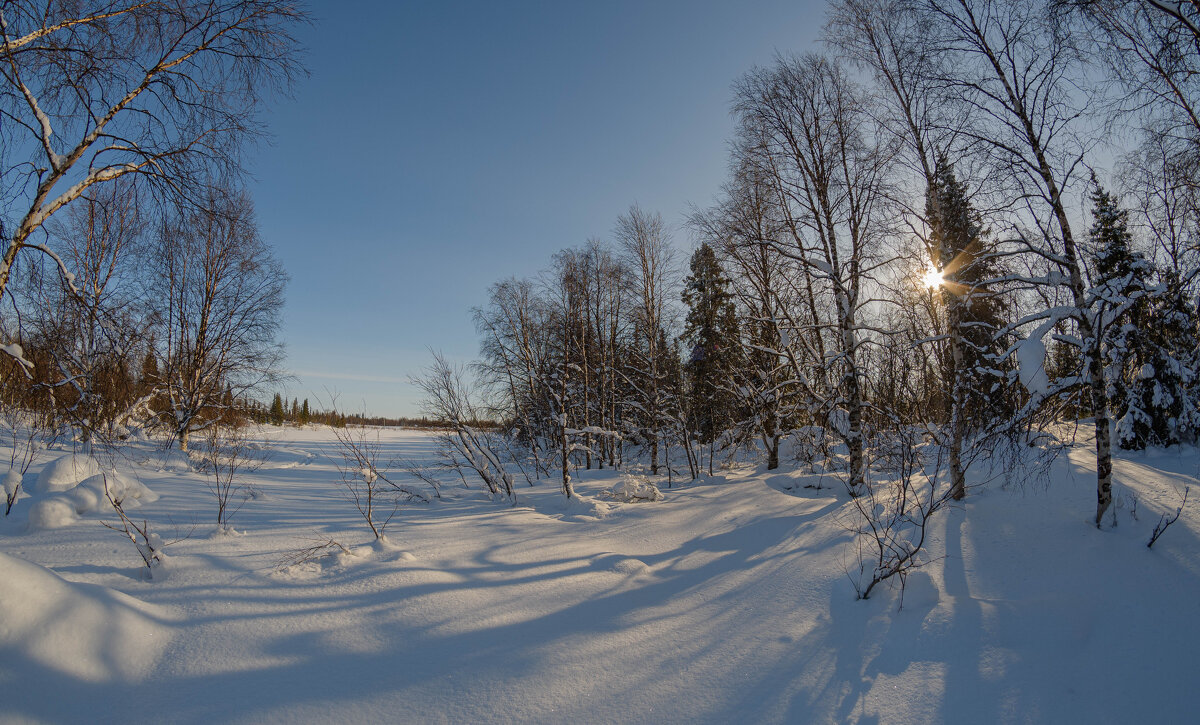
{"left": 247, "top": 0, "right": 825, "bottom": 417}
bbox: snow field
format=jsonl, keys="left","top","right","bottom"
{"left": 0, "top": 426, "right": 1197, "bottom": 724}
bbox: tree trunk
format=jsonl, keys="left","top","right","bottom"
{"left": 948, "top": 293, "right": 967, "bottom": 501}
{"left": 1091, "top": 345, "right": 1113, "bottom": 526}
{"left": 560, "top": 365, "right": 573, "bottom": 498}
{"left": 767, "top": 438, "right": 780, "bottom": 470}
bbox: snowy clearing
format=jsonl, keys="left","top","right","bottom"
{"left": 1, "top": 426, "right": 1198, "bottom": 724}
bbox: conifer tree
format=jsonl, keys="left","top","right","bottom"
{"left": 270, "top": 393, "right": 285, "bottom": 426}
{"left": 1092, "top": 178, "right": 1200, "bottom": 448}
{"left": 1089, "top": 180, "right": 1154, "bottom": 449}
{"left": 926, "top": 161, "right": 1008, "bottom": 499}
{"left": 681, "top": 243, "right": 742, "bottom": 466}
{"left": 140, "top": 349, "right": 159, "bottom": 389}
{"left": 1140, "top": 273, "right": 1200, "bottom": 445}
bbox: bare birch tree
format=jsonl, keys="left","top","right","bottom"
{"left": 153, "top": 187, "right": 286, "bottom": 450}
{"left": 0, "top": 0, "right": 306, "bottom": 363}
{"left": 916, "top": 0, "right": 1120, "bottom": 524}
{"left": 734, "top": 54, "right": 896, "bottom": 496}
{"left": 615, "top": 205, "right": 674, "bottom": 476}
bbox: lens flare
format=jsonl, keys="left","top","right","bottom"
{"left": 922, "top": 266, "right": 944, "bottom": 289}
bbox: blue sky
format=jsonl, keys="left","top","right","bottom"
{"left": 247, "top": 0, "right": 824, "bottom": 417}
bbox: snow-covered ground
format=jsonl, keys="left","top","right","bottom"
{"left": 1, "top": 426, "right": 1198, "bottom": 724}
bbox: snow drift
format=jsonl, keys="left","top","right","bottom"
{"left": 0, "top": 553, "right": 173, "bottom": 682}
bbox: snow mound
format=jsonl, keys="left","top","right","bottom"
{"left": 68, "top": 473, "right": 158, "bottom": 514}
{"left": 0, "top": 553, "right": 173, "bottom": 682}
{"left": 899, "top": 570, "right": 940, "bottom": 609}
{"left": 1017, "top": 338, "right": 1049, "bottom": 396}
{"left": 549, "top": 491, "right": 611, "bottom": 520}
{"left": 603, "top": 476, "right": 664, "bottom": 503}
{"left": 3, "top": 469, "right": 21, "bottom": 497}
{"left": 611, "top": 557, "right": 651, "bottom": 575}
{"left": 33, "top": 454, "right": 101, "bottom": 494}
{"left": 155, "top": 449, "right": 194, "bottom": 473}
{"left": 28, "top": 497, "right": 79, "bottom": 529}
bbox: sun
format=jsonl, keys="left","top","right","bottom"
{"left": 921, "top": 266, "right": 944, "bottom": 289}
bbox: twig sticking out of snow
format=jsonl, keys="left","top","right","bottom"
{"left": 1147, "top": 486, "right": 1189, "bottom": 550}
{"left": 273, "top": 537, "right": 352, "bottom": 572}
{"left": 100, "top": 473, "right": 190, "bottom": 578}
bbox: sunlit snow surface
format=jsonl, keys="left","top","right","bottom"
{"left": 1, "top": 426, "right": 1198, "bottom": 724}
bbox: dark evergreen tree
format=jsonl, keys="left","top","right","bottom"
{"left": 300, "top": 398, "right": 310, "bottom": 425}
{"left": 926, "top": 161, "right": 1010, "bottom": 498}
{"left": 140, "top": 348, "right": 159, "bottom": 388}
{"left": 681, "top": 243, "right": 742, "bottom": 460}
{"left": 1087, "top": 180, "right": 1162, "bottom": 449}
{"left": 1142, "top": 272, "right": 1200, "bottom": 444}
{"left": 270, "top": 393, "right": 285, "bottom": 426}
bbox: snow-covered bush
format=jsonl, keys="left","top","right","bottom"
{"left": 33, "top": 454, "right": 101, "bottom": 494}
{"left": 603, "top": 476, "right": 664, "bottom": 503}
{"left": 69, "top": 473, "right": 158, "bottom": 514}
{"left": 28, "top": 497, "right": 79, "bottom": 530}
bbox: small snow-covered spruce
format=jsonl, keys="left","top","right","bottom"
{"left": 1124, "top": 272, "right": 1199, "bottom": 448}
{"left": 1087, "top": 179, "right": 1157, "bottom": 450}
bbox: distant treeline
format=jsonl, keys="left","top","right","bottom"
{"left": 255, "top": 393, "right": 499, "bottom": 430}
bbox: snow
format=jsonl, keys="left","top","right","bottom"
{"left": 0, "top": 552, "right": 173, "bottom": 683}
{"left": 1, "top": 426, "right": 1198, "bottom": 723}
{"left": 67, "top": 472, "right": 159, "bottom": 514}
{"left": 603, "top": 475, "right": 664, "bottom": 502}
{"left": 32, "top": 454, "right": 101, "bottom": 494}
{"left": 27, "top": 497, "right": 78, "bottom": 529}
{"left": 0, "top": 342, "right": 34, "bottom": 371}
{"left": 2, "top": 470, "right": 20, "bottom": 497}
{"left": 1016, "top": 337, "right": 1050, "bottom": 396}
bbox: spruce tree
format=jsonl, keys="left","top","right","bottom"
{"left": 1087, "top": 180, "right": 1161, "bottom": 449}
{"left": 270, "top": 393, "right": 285, "bottom": 426}
{"left": 140, "top": 349, "right": 159, "bottom": 387}
{"left": 926, "top": 161, "right": 1009, "bottom": 499}
{"left": 1143, "top": 273, "right": 1200, "bottom": 444}
{"left": 681, "top": 243, "right": 742, "bottom": 466}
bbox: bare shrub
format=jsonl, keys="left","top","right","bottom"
{"left": 413, "top": 352, "right": 515, "bottom": 500}
{"left": 328, "top": 422, "right": 429, "bottom": 542}
{"left": 101, "top": 474, "right": 189, "bottom": 578}
{"left": 2, "top": 407, "right": 54, "bottom": 515}
{"left": 198, "top": 425, "right": 265, "bottom": 530}
{"left": 848, "top": 429, "right": 957, "bottom": 603}
{"left": 1147, "top": 486, "right": 1190, "bottom": 550}
{"left": 274, "top": 537, "right": 352, "bottom": 573}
